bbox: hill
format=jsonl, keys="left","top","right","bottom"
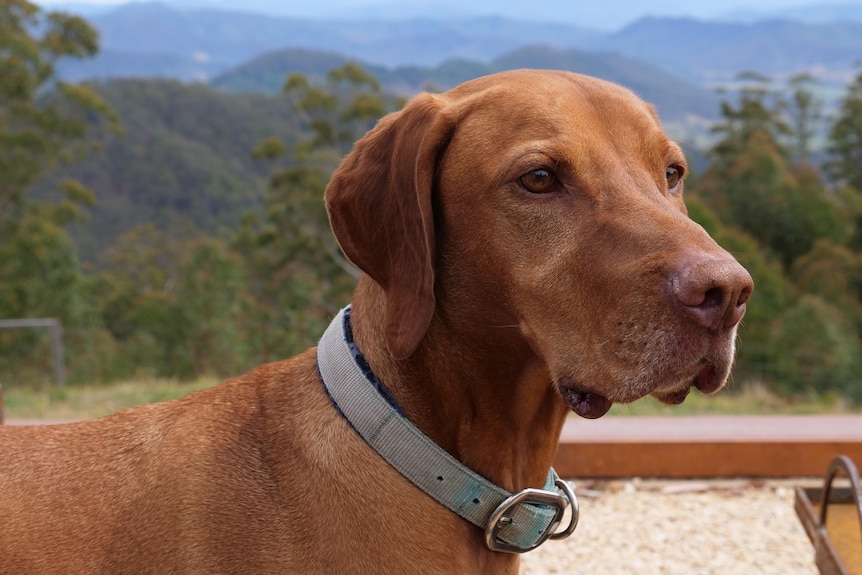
{"left": 35, "top": 79, "right": 302, "bottom": 260}
{"left": 211, "top": 46, "right": 719, "bottom": 124}
{"left": 55, "top": 2, "right": 862, "bottom": 87}
{"left": 597, "top": 17, "right": 862, "bottom": 84}
{"left": 58, "top": 2, "right": 599, "bottom": 82}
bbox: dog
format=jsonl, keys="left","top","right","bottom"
{"left": 0, "top": 69, "right": 752, "bottom": 575}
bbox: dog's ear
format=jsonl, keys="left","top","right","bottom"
{"left": 325, "top": 93, "right": 453, "bottom": 359}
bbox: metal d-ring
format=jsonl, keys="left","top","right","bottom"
{"left": 484, "top": 487, "right": 567, "bottom": 553}
{"left": 550, "top": 478, "right": 579, "bottom": 540}
{"left": 484, "top": 479, "right": 580, "bottom": 554}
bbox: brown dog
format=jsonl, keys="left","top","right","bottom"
{"left": 0, "top": 70, "right": 752, "bottom": 574}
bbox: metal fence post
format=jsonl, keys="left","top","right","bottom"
{"left": 51, "top": 321, "right": 66, "bottom": 387}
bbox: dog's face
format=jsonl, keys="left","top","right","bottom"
{"left": 326, "top": 70, "right": 753, "bottom": 419}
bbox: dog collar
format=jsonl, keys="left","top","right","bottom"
{"left": 316, "top": 306, "right": 579, "bottom": 554}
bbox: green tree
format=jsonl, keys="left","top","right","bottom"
{"left": 787, "top": 73, "right": 821, "bottom": 165}
{"left": 835, "top": 184, "right": 862, "bottom": 250}
{"left": 173, "top": 238, "right": 249, "bottom": 377}
{"left": 252, "top": 63, "right": 394, "bottom": 283}
{"left": 0, "top": 0, "right": 115, "bottom": 218}
{"left": 0, "top": 1, "right": 115, "bottom": 384}
{"left": 792, "top": 239, "right": 862, "bottom": 334}
{"left": 698, "top": 133, "right": 847, "bottom": 269}
{"left": 238, "top": 64, "right": 400, "bottom": 362}
{"left": 696, "top": 74, "right": 848, "bottom": 269}
{"left": 0, "top": 206, "right": 91, "bottom": 380}
{"left": 97, "top": 224, "right": 249, "bottom": 379}
{"left": 770, "top": 295, "right": 862, "bottom": 402}
{"left": 826, "top": 70, "right": 862, "bottom": 250}
{"left": 709, "top": 72, "right": 791, "bottom": 168}
{"left": 94, "top": 223, "right": 183, "bottom": 378}
{"left": 826, "top": 69, "right": 862, "bottom": 192}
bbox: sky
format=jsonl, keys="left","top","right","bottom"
{"left": 33, "top": 0, "right": 862, "bottom": 30}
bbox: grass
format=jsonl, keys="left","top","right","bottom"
{"left": 608, "top": 381, "right": 860, "bottom": 416}
{"left": 1, "top": 378, "right": 219, "bottom": 421}
{"left": 1, "top": 378, "right": 858, "bottom": 422}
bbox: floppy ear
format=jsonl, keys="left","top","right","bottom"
{"left": 325, "top": 93, "right": 453, "bottom": 359}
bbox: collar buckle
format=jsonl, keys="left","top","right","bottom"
{"left": 484, "top": 478, "right": 579, "bottom": 554}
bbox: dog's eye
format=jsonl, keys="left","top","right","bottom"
{"left": 520, "top": 169, "right": 557, "bottom": 194}
{"left": 666, "top": 165, "right": 684, "bottom": 192}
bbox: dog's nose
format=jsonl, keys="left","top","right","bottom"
{"left": 671, "top": 257, "right": 753, "bottom": 330}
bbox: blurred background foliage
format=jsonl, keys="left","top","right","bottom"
{"left": 2, "top": 1, "right": 862, "bottom": 407}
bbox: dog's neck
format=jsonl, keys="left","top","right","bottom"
{"left": 349, "top": 279, "right": 569, "bottom": 494}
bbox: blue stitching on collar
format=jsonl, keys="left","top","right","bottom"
{"left": 319, "top": 307, "right": 406, "bottom": 422}
{"left": 342, "top": 308, "right": 405, "bottom": 417}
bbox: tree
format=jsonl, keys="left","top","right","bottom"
{"left": 709, "top": 72, "right": 791, "bottom": 169}
{"left": 173, "top": 238, "right": 249, "bottom": 377}
{"left": 792, "top": 239, "right": 862, "bottom": 336}
{"left": 238, "top": 64, "right": 401, "bottom": 362}
{"left": 825, "top": 70, "right": 862, "bottom": 251}
{"left": 0, "top": 0, "right": 115, "bottom": 219}
{"left": 96, "top": 224, "right": 250, "bottom": 379}
{"left": 0, "top": 1, "right": 115, "bottom": 384}
{"left": 826, "top": 69, "right": 862, "bottom": 192}
{"left": 787, "top": 73, "right": 821, "bottom": 165}
{"left": 0, "top": 206, "right": 92, "bottom": 380}
{"left": 769, "top": 295, "right": 862, "bottom": 401}
{"left": 252, "top": 63, "right": 396, "bottom": 285}
{"left": 695, "top": 74, "right": 848, "bottom": 269}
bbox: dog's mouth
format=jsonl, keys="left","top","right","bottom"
{"left": 692, "top": 363, "right": 721, "bottom": 393}
{"left": 558, "top": 377, "right": 613, "bottom": 419}
{"left": 651, "top": 362, "right": 720, "bottom": 405}
{"left": 559, "top": 362, "right": 722, "bottom": 418}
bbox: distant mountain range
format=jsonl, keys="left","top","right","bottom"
{"left": 57, "top": 2, "right": 862, "bottom": 89}
{"left": 57, "top": 2, "right": 599, "bottom": 78}
{"left": 599, "top": 17, "right": 862, "bottom": 85}
{"left": 210, "top": 46, "right": 719, "bottom": 124}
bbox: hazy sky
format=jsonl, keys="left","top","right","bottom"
{"left": 33, "top": 0, "right": 862, "bottom": 30}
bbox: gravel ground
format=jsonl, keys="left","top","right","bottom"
{"left": 521, "top": 479, "right": 819, "bottom": 575}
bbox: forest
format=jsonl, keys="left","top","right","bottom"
{"left": 2, "top": 1, "right": 862, "bottom": 405}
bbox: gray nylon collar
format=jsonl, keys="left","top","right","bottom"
{"left": 317, "top": 306, "right": 578, "bottom": 553}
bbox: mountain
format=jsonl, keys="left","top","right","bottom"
{"left": 57, "top": 2, "right": 600, "bottom": 82}
{"left": 721, "top": 2, "right": 862, "bottom": 24}
{"left": 35, "top": 79, "right": 302, "bottom": 260}
{"left": 55, "top": 2, "right": 862, "bottom": 88}
{"left": 211, "top": 45, "right": 719, "bottom": 124}
{"left": 210, "top": 49, "right": 355, "bottom": 94}
{"left": 597, "top": 17, "right": 862, "bottom": 84}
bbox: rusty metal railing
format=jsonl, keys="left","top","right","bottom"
{"left": 796, "top": 455, "right": 862, "bottom": 575}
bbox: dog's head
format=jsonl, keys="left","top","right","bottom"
{"left": 325, "top": 69, "right": 753, "bottom": 419}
